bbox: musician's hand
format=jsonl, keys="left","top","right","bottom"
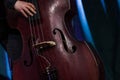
{"left": 14, "top": 0, "right": 36, "bottom": 18}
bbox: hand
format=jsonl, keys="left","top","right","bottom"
{"left": 14, "top": 0, "right": 36, "bottom": 18}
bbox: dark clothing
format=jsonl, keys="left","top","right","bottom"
{"left": 6, "top": 0, "right": 16, "bottom": 9}
{"left": 0, "top": 0, "right": 21, "bottom": 60}
{"left": 0, "top": 0, "right": 6, "bottom": 20}
{"left": 0, "top": 0, "right": 10, "bottom": 40}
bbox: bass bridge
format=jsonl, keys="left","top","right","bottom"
{"left": 33, "top": 41, "right": 56, "bottom": 51}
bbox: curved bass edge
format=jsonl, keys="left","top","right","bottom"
{"left": 84, "top": 41, "right": 105, "bottom": 80}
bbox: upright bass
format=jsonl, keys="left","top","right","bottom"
{"left": 6, "top": 0, "right": 104, "bottom": 80}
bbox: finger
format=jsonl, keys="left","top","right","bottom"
{"left": 26, "top": 5, "right": 36, "bottom": 14}
{"left": 23, "top": 7, "right": 34, "bottom": 16}
{"left": 21, "top": 9, "right": 28, "bottom": 18}
{"left": 28, "top": 3, "right": 36, "bottom": 10}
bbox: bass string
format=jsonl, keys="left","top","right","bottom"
{"left": 33, "top": 0, "right": 44, "bottom": 42}
{"left": 28, "top": 0, "right": 52, "bottom": 75}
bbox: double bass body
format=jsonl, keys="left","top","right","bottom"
{"left": 7, "top": 0, "right": 104, "bottom": 80}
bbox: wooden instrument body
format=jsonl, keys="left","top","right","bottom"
{"left": 7, "top": 0, "right": 104, "bottom": 80}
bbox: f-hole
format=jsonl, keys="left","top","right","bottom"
{"left": 53, "top": 28, "right": 76, "bottom": 53}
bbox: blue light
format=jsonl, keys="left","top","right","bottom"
{"left": 117, "top": 0, "right": 120, "bottom": 9}
{"left": 76, "top": 0, "right": 95, "bottom": 48}
{"left": 0, "top": 44, "right": 11, "bottom": 80}
{"left": 100, "top": 0, "right": 107, "bottom": 14}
